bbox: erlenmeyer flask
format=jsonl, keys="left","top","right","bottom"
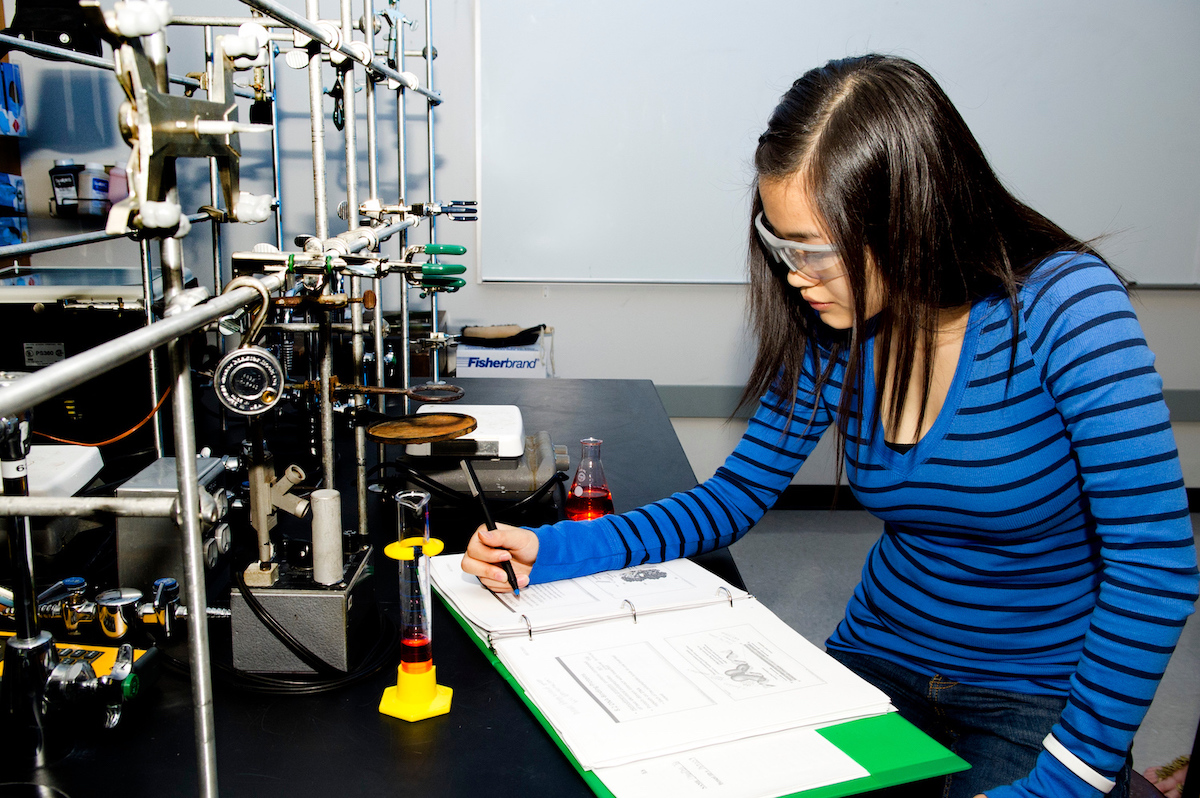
{"left": 564, "top": 437, "right": 614, "bottom": 521}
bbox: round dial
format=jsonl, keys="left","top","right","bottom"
{"left": 214, "top": 347, "right": 285, "bottom": 415}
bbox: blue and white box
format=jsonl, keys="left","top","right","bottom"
{"left": 0, "top": 63, "right": 27, "bottom": 137}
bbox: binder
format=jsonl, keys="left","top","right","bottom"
{"left": 432, "top": 556, "right": 968, "bottom": 797}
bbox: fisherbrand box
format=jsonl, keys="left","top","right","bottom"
{"left": 455, "top": 344, "right": 545, "bottom": 378}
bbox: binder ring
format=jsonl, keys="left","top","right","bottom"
{"left": 622, "top": 599, "right": 637, "bottom": 624}
{"left": 521, "top": 614, "right": 533, "bottom": 640}
{"left": 717, "top": 586, "right": 734, "bottom": 607}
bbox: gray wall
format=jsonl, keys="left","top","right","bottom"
{"left": 8, "top": 0, "right": 1199, "bottom": 485}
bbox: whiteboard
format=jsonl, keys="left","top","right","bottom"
{"left": 478, "top": 0, "right": 1200, "bottom": 285}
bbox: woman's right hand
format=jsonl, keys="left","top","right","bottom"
{"left": 461, "top": 523, "right": 540, "bottom": 593}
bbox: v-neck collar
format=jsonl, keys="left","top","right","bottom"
{"left": 861, "top": 300, "right": 984, "bottom": 474}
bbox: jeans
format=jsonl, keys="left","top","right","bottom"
{"left": 828, "top": 649, "right": 1131, "bottom": 798}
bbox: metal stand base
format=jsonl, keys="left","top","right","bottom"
{"left": 0, "top": 631, "right": 61, "bottom": 767}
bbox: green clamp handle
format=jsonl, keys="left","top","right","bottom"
{"left": 420, "top": 276, "right": 467, "bottom": 290}
{"left": 421, "top": 263, "right": 466, "bottom": 276}
{"left": 423, "top": 244, "right": 467, "bottom": 256}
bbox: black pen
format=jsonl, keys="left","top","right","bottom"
{"left": 461, "top": 459, "right": 521, "bottom": 597}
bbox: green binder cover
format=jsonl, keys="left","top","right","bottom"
{"left": 438, "top": 592, "right": 968, "bottom": 798}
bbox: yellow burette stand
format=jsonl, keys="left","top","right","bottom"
{"left": 379, "top": 491, "right": 453, "bottom": 721}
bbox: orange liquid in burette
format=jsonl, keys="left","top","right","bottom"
{"left": 564, "top": 487, "right": 615, "bottom": 521}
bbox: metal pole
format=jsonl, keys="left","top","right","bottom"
{"left": 144, "top": 21, "right": 219, "bottom": 793}
{"left": 171, "top": 15, "right": 293, "bottom": 27}
{"left": 306, "top": 0, "right": 330, "bottom": 243}
{"left": 140, "top": 240, "right": 165, "bottom": 458}
{"left": 263, "top": 321, "right": 377, "bottom": 333}
{"left": 235, "top": 0, "right": 442, "bottom": 104}
{"left": 266, "top": 47, "right": 284, "bottom": 249}
{"left": 397, "top": 14, "right": 411, "bottom": 417}
{"left": 365, "top": 0, "right": 387, "bottom": 443}
{"left": 308, "top": 0, "right": 336, "bottom": 488}
{"left": 423, "top": 0, "right": 441, "bottom": 384}
{"left": 205, "top": 26, "right": 225, "bottom": 294}
{"left": 0, "top": 496, "right": 179, "bottom": 517}
{"left": 161, "top": 237, "right": 219, "bottom": 798}
{"left": 0, "top": 214, "right": 212, "bottom": 259}
{"left": 0, "top": 33, "right": 256, "bottom": 98}
{"left": 342, "top": 0, "right": 370, "bottom": 538}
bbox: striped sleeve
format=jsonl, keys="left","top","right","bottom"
{"left": 993, "top": 258, "right": 1198, "bottom": 798}
{"left": 529, "top": 356, "right": 835, "bottom": 583}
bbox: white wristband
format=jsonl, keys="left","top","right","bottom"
{"left": 1043, "top": 733, "right": 1116, "bottom": 793}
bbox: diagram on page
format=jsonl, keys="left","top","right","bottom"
{"left": 667, "top": 624, "right": 822, "bottom": 700}
{"left": 585, "top": 563, "right": 699, "bottom": 599}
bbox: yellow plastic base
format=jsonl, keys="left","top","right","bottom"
{"left": 378, "top": 664, "right": 452, "bottom": 722}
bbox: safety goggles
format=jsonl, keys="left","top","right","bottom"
{"left": 754, "top": 212, "right": 844, "bottom": 281}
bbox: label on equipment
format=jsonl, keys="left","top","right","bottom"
{"left": 51, "top": 173, "right": 77, "bottom": 204}
{"left": 1, "top": 459, "right": 27, "bottom": 479}
{"left": 24, "top": 342, "right": 66, "bottom": 367}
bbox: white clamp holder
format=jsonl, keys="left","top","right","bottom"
{"left": 221, "top": 23, "right": 271, "bottom": 70}
{"left": 390, "top": 71, "right": 420, "bottom": 91}
{"left": 106, "top": 0, "right": 172, "bottom": 39}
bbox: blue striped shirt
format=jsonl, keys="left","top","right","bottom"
{"left": 529, "top": 254, "right": 1198, "bottom": 797}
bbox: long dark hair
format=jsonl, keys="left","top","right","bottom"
{"left": 740, "top": 54, "right": 1096, "bottom": 470}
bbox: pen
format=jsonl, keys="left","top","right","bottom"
{"left": 461, "top": 459, "right": 521, "bottom": 597}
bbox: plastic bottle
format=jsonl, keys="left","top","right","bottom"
{"left": 107, "top": 165, "right": 128, "bottom": 204}
{"left": 76, "top": 162, "right": 110, "bottom": 216}
{"left": 49, "top": 158, "right": 81, "bottom": 218}
{"left": 564, "top": 437, "right": 614, "bottom": 521}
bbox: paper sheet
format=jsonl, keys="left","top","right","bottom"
{"left": 495, "top": 601, "right": 892, "bottom": 769}
{"left": 594, "top": 725, "right": 871, "bottom": 798}
{"left": 430, "top": 554, "right": 749, "bottom": 638}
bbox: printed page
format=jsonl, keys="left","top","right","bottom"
{"left": 494, "top": 600, "right": 892, "bottom": 769}
{"left": 594, "top": 725, "right": 870, "bottom": 798}
{"left": 430, "top": 554, "right": 749, "bottom": 638}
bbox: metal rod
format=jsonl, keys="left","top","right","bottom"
{"left": 266, "top": 47, "right": 284, "bottom": 249}
{"left": 160, "top": 236, "right": 219, "bottom": 798}
{"left": 0, "top": 33, "right": 256, "bottom": 99}
{"left": 2, "top": 471, "right": 37, "bottom": 641}
{"left": 424, "top": 0, "right": 440, "bottom": 383}
{"left": 0, "top": 214, "right": 211, "bottom": 259}
{"left": 236, "top": 0, "right": 442, "bottom": 104}
{"left": 364, "top": 0, "right": 387, "bottom": 421}
{"left": 0, "top": 496, "right": 178, "bottom": 517}
{"left": 318, "top": 312, "right": 336, "bottom": 487}
{"left": 396, "top": 14, "right": 411, "bottom": 417}
{"left": 307, "top": 0, "right": 336, "bottom": 489}
{"left": 315, "top": 216, "right": 417, "bottom": 254}
{"left": 263, "top": 321, "right": 376, "bottom": 333}
{"left": 171, "top": 15, "right": 294, "bottom": 27}
{"left": 306, "top": 0, "right": 329, "bottom": 242}
{"left": 363, "top": 0, "right": 379, "bottom": 203}
{"left": 205, "top": 26, "right": 225, "bottom": 294}
{"left": 341, "top": 0, "right": 370, "bottom": 538}
{"left": 0, "top": 273, "right": 285, "bottom": 419}
{"left": 139, "top": 240, "right": 166, "bottom": 458}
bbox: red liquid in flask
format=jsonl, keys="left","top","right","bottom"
{"left": 565, "top": 487, "right": 614, "bottom": 521}
{"left": 400, "top": 634, "right": 432, "bottom": 674}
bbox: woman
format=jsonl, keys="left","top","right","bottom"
{"left": 462, "top": 55, "right": 1198, "bottom": 798}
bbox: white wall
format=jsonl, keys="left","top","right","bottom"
{"left": 7, "top": 0, "right": 1199, "bottom": 487}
